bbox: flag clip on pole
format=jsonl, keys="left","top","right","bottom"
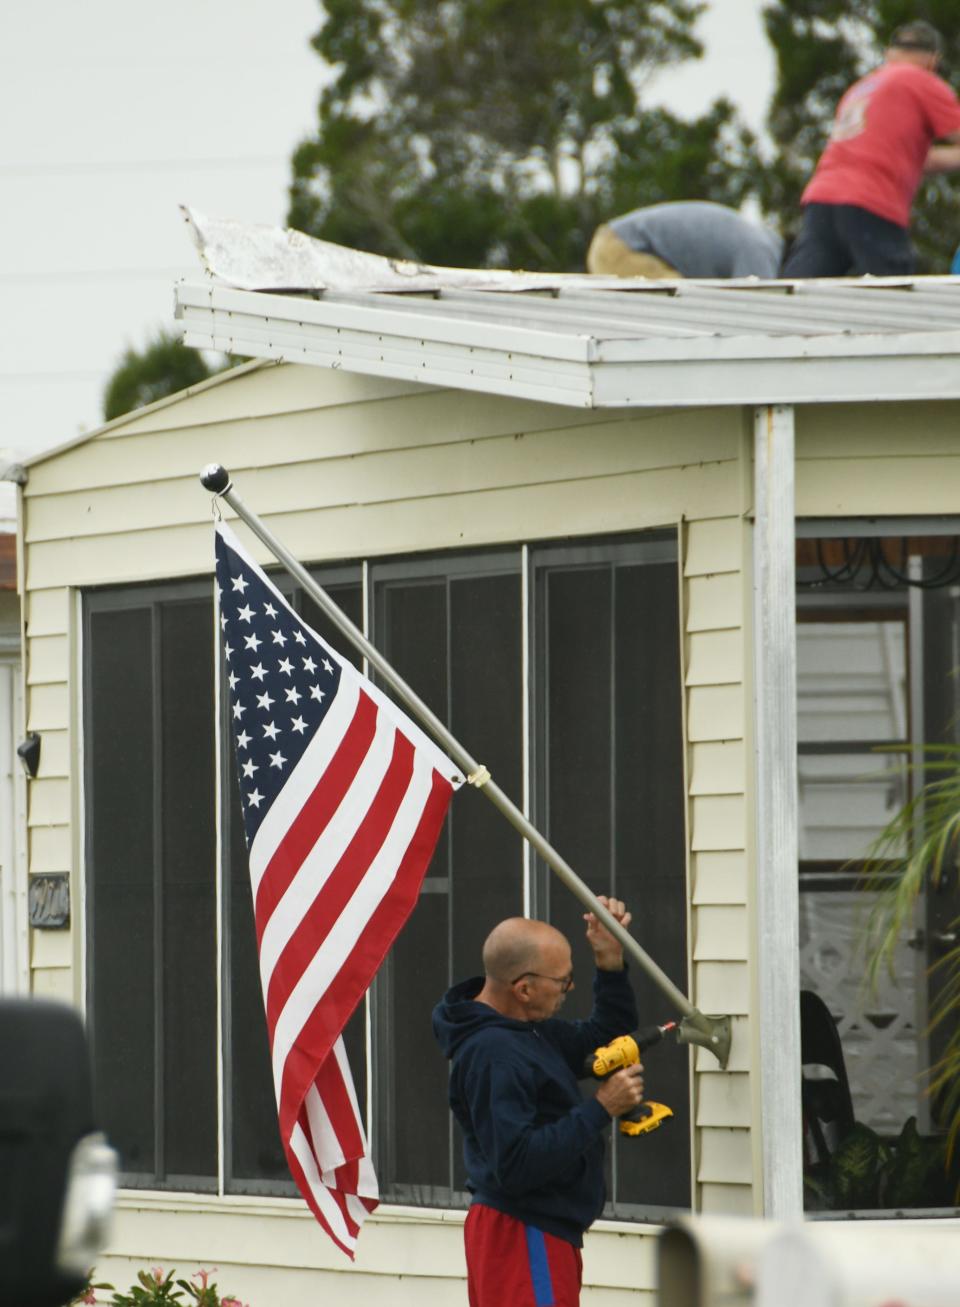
{"left": 200, "top": 464, "right": 731, "bottom": 1070}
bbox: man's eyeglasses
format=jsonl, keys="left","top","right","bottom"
{"left": 511, "top": 971, "right": 574, "bottom": 992}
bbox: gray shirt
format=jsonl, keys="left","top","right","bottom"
{"left": 609, "top": 201, "right": 783, "bottom": 278}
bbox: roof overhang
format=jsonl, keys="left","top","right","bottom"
{"left": 174, "top": 211, "right": 960, "bottom": 411}
{"left": 176, "top": 280, "right": 960, "bottom": 410}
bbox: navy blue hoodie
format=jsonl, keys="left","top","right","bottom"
{"left": 432, "top": 968, "right": 638, "bottom": 1246}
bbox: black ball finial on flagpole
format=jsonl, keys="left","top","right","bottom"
{"left": 200, "top": 463, "right": 231, "bottom": 494}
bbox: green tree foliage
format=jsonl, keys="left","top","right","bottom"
{"left": 288, "top": 0, "right": 761, "bottom": 272}
{"left": 103, "top": 331, "right": 217, "bottom": 423}
{"left": 761, "top": 1, "right": 960, "bottom": 270}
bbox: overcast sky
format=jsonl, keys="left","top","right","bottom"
{"left": 0, "top": 0, "right": 773, "bottom": 509}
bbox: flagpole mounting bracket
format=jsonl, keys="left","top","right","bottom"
{"left": 676, "top": 1013, "right": 731, "bottom": 1069}
{"left": 467, "top": 764, "right": 491, "bottom": 789}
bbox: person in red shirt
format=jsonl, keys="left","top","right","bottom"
{"left": 782, "top": 21, "right": 960, "bottom": 277}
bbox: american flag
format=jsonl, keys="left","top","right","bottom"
{"left": 215, "top": 522, "right": 463, "bottom": 1256}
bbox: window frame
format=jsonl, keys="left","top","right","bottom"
{"left": 795, "top": 519, "right": 960, "bottom": 1217}
{"left": 83, "top": 577, "right": 218, "bottom": 1192}
{"left": 81, "top": 528, "right": 691, "bottom": 1218}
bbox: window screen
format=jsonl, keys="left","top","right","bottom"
{"left": 85, "top": 587, "right": 217, "bottom": 1189}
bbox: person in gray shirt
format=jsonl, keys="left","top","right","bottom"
{"left": 587, "top": 201, "right": 783, "bottom": 279}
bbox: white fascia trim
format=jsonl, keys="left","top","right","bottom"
{"left": 591, "top": 351, "right": 960, "bottom": 408}
{"left": 176, "top": 282, "right": 598, "bottom": 364}
{"left": 180, "top": 318, "right": 597, "bottom": 408}
{"left": 176, "top": 283, "right": 960, "bottom": 411}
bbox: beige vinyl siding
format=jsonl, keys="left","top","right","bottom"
{"left": 30, "top": 824, "right": 71, "bottom": 871}
{"left": 796, "top": 401, "right": 960, "bottom": 517}
{"left": 26, "top": 467, "right": 740, "bottom": 590}
{"left": 20, "top": 362, "right": 753, "bottom": 1291}
{"left": 31, "top": 927, "right": 72, "bottom": 968}
{"left": 686, "top": 629, "right": 742, "bottom": 686}
{"left": 689, "top": 745, "right": 745, "bottom": 797}
{"left": 100, "top": 1200, "right": 660, "bottom": 1307}
{"left": 696, "top": 1074, "right": 753, "bottom": 1128}
{"left": 24, "top": 429, "right": 740, "bottom": 547}
{"left": 698, "top": 1182, "right": 754, "bottom": 1217}
{"left": 687, "top": 684, "right": 744, "bottom": 742}
{"left": 27, "top": 683, "right": 68, "bottom": 729}
{"left": 683, "top": 509, "right": 754, "bottom": 1215}
{"left": 692, "top": 851, "right": 748, "bottom": 903}
{"left": 693, "top": 963, "right": 749, "bottom": 1014}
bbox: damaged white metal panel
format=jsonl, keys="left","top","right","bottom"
{"left": 181, "top": 206, "right": 633, "bottom": 295}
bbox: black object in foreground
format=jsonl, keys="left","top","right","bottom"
{"left": 0, "top": 998, "right": 117, "bottom": 1307}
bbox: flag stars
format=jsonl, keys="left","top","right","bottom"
{"left": 217, "top": 535, "right": 349, "bottom": 845}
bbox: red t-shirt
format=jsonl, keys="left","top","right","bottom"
{"left": 803, "top": 62, "right": 960, "bottom": 227}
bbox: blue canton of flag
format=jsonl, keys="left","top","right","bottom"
{"left": 216, "top": 529, "right": 343, "bottom": 843}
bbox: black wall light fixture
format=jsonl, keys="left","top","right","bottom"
{"left": 16, "top": 732, "right": 41, "bottom": 779}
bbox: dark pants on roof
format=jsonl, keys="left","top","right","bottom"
{"left": 781, "top": 203, "right": 915, "bottom": 278}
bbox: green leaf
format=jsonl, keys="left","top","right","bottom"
{"left": 830, "top": 1123, "right": 888, "bottom": 1209}
{"left": 884, "top": 1116, "right": 949, "bottom": 1208}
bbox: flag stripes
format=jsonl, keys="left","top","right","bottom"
{"left": 214, "top": 522, "right": 462, "bottom": 1257}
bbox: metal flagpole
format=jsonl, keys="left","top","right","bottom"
{"left": 200, "top": 464, "right": 730, "bottom": 1067}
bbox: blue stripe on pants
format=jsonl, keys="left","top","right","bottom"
{"left": 524, "top": 1225, "right": 555, "bottom": 1307}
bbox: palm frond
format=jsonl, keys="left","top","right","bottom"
{"left": 857, "top": 746, "right": 960, "bottom": 1174}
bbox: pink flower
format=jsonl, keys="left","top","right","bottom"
{"left": 221, "top": 1299, "right": 247, "bottom": 1307}
{"left": 80, "top": 1291, "right": 97, "bottom": 1305}
{"left": 192, "top": 1269, "right": 217, "bottom": 1290}
{"left": 151, "top": 1268, "right": 165, "bottom": 1285}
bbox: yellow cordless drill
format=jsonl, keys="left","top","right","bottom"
{"left": 586, "top": 1023, "right": 676, "bottom": 1137}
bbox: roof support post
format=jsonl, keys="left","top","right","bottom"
{"left": 752, "top": 404, "right": 803, "bottom": 1218}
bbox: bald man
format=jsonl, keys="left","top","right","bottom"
{"left": 432, "top": 898, "right": 641, "bottom": 1307}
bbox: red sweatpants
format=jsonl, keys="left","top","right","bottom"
{"left": 464, "top": 1203, "right": 583, "bottom": 1307}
